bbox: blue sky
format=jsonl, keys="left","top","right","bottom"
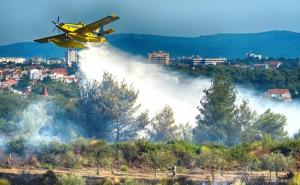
{"left": 0, "top": 0, "right": 300, "bottom": 45}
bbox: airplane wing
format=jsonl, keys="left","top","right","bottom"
{"left": 34, "top": 34, "right": 67, "bottom": 43}
{"left": 74, "top": 15, "right": 119, "bottom": 34}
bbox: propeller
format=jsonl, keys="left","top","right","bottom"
{"left": 51, "top": 16, "right": 61, "bottom": 33}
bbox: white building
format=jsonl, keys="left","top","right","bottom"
{"left": 0, "top": 57, "right": 26, "bottom": 64}
{"left": 66, "top": 50, "right": 78, "bottom": 67}
{"left": 246, "top": 52, "right": 263, "bottom": 60}
{"left": 254, "top": 64, "right": 269, "bottom": 70}
{"left": 192, "top": 56, "right": 204, "bottom": 66}
{"left": 30, "top": 57, "right": 46, "bottom": 64}
{"left": 46, "top": 58, "right": 64, "bottom": 65}
{"left": 30, "top": 69, "right": 42, "bottom": 80}
{"left": 204, "top": 58, "right": 227, "bottom": 65}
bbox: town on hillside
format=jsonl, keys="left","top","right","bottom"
{"left": 0, "top": 50, "right": 78, "bottom": 96}
{"left": 0, "top": 50, "right": 298, "bottom": 102}
{"left": 148, "top": 51, "right": 298, "bottom": 102}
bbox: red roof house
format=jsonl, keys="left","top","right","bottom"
{"left": 265, "top": 89, "right": 292, "bottom": 102}
{"left": 4, "top": 79, "right": 17, "bottom": 86}
{"left": 267, "top": 61, "right": 282, "bottom": 69}
{"left": 51, "top": 68, "right": 67, "bottom": 76}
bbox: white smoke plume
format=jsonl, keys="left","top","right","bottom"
{"left": 4, "top": 99, "right": 79, "bottom": 148}
{"left": 78, "top": 44, "right": 300, "bottom": 136}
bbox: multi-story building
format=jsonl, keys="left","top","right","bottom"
{"left": 148, "top": 51, "right": 170, "bottom": 65}
{"left": 0, "top": 57, "right": 26, "bottom": 64}
{"left": 204, "top": 58, "right": 227, "bottom": 65}
{"left": 66, "top": 50, "right": 78, "bottom": 67}
{"left": 46, "top": 58, "right": 64, "bottom": 65}
{"left": 173, "top": 55, "right": 204, "bottom": 67}
{"left": 192, "top": 55, "right": 204, "bottom": 66}
{"left": 30, "top": 57, "right": 46, "bottom": 64}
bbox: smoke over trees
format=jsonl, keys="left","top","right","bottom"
{"left": 149, "top": 105, "right": 178, "bottom": 142}
{"left": 294, "top": 129, "right": 300, "bottom": 139}
{"left": 0, "top": 70, "right": 291, "bottom": 152}
{"left": 79, "top": 72, "right": 147, "bottom": 142}
{"left": 193, "top": 76, "right": 288, "bottom": 146}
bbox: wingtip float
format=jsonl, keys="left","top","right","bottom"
{"left": 34, "top": 14, "right": 120, "bottom": 49}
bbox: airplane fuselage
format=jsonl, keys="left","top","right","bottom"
{"left": 57, "top": 23, "right": 106, "bottom": 44}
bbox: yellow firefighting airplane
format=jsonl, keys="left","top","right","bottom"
{"left": 34, "top": 15, "right": 119, "bottom": 48}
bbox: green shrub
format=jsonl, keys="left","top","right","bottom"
{"left": 288, "top": 172, "right": 300, "bottom": 185}
{"left": 40, "top": 163, "right": 54, "bottom": 170}
{"left": 42, "top": 170, "right": 59, "bottom": 185}
{"left": 120, "top": 164, "right": 128, "bottom": 172}
{"left": 102, "top": 178, "right": 114, "bottom": 185}
{"left": 0, "top": 179, "right": 10, "bottom": 185}
{"left": 232, "top": 179, "right": 246, "bottom": 185}
{"left": 122, "top": 179, "right": 148, "bottom": 185}
{"left": 64, "top": 151, "right": 83, "bottom": 169}
{"left": 6, "top": 137, "right": 27, "bottom": 155}
{"left": 114, "top": 143, "right": 140, "bottom": 164}
{"left": 157, "top": 178, "right": 179, "bottom": 185}
{"left": 58, "top": 175, "right": 85, "bottom": 185}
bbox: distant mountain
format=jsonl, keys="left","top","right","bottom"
{"left": 0, "top": 42, "right": 66, "bottom": 58}
{"left": 1, "top": 31, "right": 300, "bottom": 59}
{"left": 108, "top": 31, "right": 300, "bottom": 58}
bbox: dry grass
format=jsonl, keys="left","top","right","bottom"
{"left": 0, "top": 167, "right": 287, "bottom": 183}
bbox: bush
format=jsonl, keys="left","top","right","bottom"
{"left": 58, "top": 175, "right": 85, "bottom": 185}
{"left": 122, "top": 179, "right": 149, "bottom": 185}
{"left": 232, "top": 179, "right": 246, "bottom": 185}
{"left": 42, "top": 170, "right": 59, "bottom": 185}
{"left": 40, "top": 163, "right": 54, "bottom": 170}
{"left": 157, "top": 178, "right": 179, "bottom": 185}
{"left": 63, "top": 151, "right": 83, "bottom": 169}
{"left": 288, "top": 172, "right": 300, "bottom": 185}
{"left": 142, "top": 149, "right": 177, "bottom": 177}
{"left": 6, "top": 137, "right": 27, "bottom": 155}
{"left": 120, "top": 164, "right": 128, "bottom": 172}
{"left": 102, "top": 178, "right": 121, "bottom": 185}
{"left": 102, "top": 179, "right": 113, "bottom": 185}
{"left": 0, "top": 179, "right": 10, "bottom": 185}
{"left": 166, "top": 141, "right": 197, "bottom": 168}
{"left": 114, "top": 143, "right": 140, "bottom": 165}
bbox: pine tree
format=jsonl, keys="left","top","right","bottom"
{"left": 235, "top": 100, "right": 257, "bottom": 144}
{"left": 150, "top": 105, "right": 178, "bottom": 142}
{"left": 80, "top": 73, "right": 147, "bottom": 142}
{"left": 193, "top": 76, "right": 237, "bottom": 145}
{"left": 252, "top": 109, "right": 287, "bottom": 141}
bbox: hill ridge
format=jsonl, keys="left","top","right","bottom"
{"left": 0, "top": 30, "right": 299, "bottom": 58}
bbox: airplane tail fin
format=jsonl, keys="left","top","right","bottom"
{"left": 96, "top": 26, "right": 114, "bottom": 36}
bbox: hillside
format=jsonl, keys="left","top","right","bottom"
{"left": 0, "top": 31, "right": 300, "bottom": 58}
